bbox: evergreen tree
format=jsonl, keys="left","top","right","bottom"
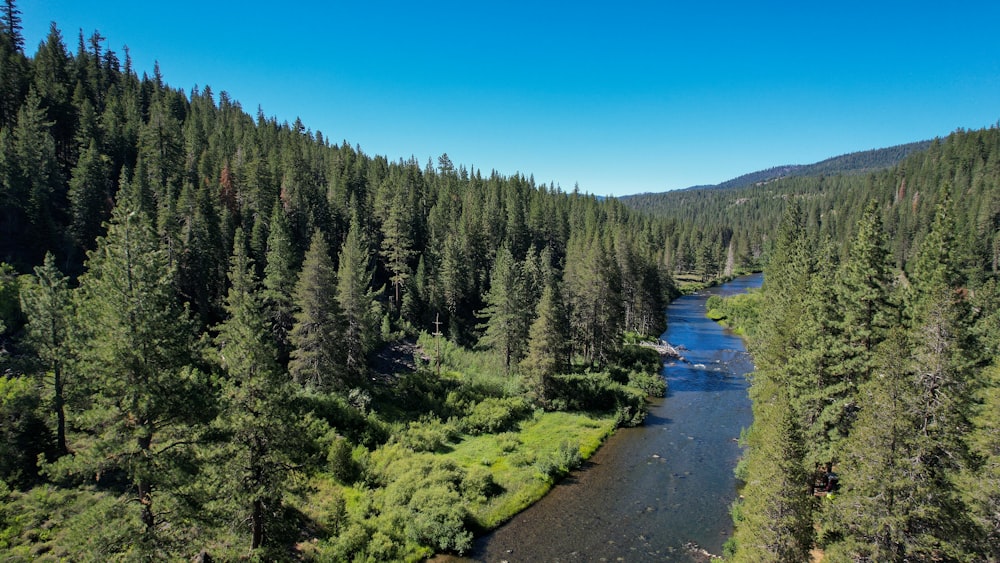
{"left": 289, "top": 229, "right": 347, "bottom": 390}
{"left": 828, "top": 328, "right": 975, "bottom": 561}
{"left": 828, "top": 202, "right": 897, "bottom": 444}
{"left": 1, "top": 0, "right": 23, "bottom": 52}
{"left": 519, "top": 282, "right": 570, "bottom": 404}
{"left": 11, "top": 87, "right": 61, "bottom": 259}
{"left": 563, "top": 233, "right": 623, "bottom": 365}
{"left": 729, "top": 379, "right": 814, "bottom": 563}
{"left": 963, "top": 363, "right": 1000, "bottom": 559}
{"left": 70, "top": 186, "right": 204, "bottom": 541}
{"left": 477, "top": 245, "right": 529, "bottom": 372}
{"left": 336, "top": 213, "right": 381, "bottom": 381}
{"left": 213, "top": 228, "right": 301, "bottom": 551}
{"left": 67, "top": 139, "right": 110, "bottom": 258}
{"left": 262, "top": 200, "right": 298, "bottom": 361}
{"left": 19, "top": 251, "right": 71, "bottom": 456}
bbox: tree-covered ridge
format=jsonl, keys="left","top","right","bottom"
{"left": 0, "top": 7, "right": 677, "bottom": 559}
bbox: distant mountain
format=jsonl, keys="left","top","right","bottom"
{"left": 628, "top": 140, "right": 934, "bottom": 198}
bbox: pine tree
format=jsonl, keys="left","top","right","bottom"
{"left": 963, "top": 363, "right": 1000, "bottom": 559}
{"left": 0, "top": 0, "right": 23, "bottom": 52}
{"left": 71, "top": 186, "right": 203, "bottom": 540}
{"left": 11, "top": 88, "right": 61, "bottom": 259}
{"left": 477, "top": 245, "right": 529, "bottom": 371}
{"left": 213, "top": 228, "right": 301, "bottom": 551}
{"left": 263, "top": 200, "right": 298, "bottom": 362}
{"left": 67, "top": 139, "right": 110, "bottom": 258}
{"left": 729, "top": 378, "right": 814, "bottom": 562}
{"left": 519, "top": 282, "right": 570, "bottom": 404}
{"left": 20, "top": 252, "right": 71, "bottom": 456}
{"left": 563, "top": 233, "right": 623, "bottom": 365}
{"left": 828, "top": 328, "right": 975, "bottom": 561}
{"left": 378, "top": 179, "right": 416, "bottom": 312}
{"left": 336, "top": 213, "right": 381, "bottom": 381}
{"left": 289, "top": 229, "right": 347, "bottom": 390}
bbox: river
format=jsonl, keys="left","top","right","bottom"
{"left": 471, "top": 273, "right": 763, "bottom": 562}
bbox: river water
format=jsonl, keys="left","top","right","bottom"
{"left": 471, "top": 273, "right": 763, "bottom": 562}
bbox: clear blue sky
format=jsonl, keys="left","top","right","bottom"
{"left": 18, "top": 1, "right": 1000, "bottom": 197}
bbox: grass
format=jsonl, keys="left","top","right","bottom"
{"left": 440, "top": 410, "right": 617, "bottom": 529}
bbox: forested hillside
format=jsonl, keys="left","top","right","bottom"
{"left": 620, "top": 133, "right": 1000, "bottom": 286}
{"left": 718, "top": 128, "right": 1000, "bottom": 561}
{"left": 0, "top": 6, "right": 677, "bottom": 559}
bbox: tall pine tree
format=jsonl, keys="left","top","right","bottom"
{"left": 71, "top": 185, "right": 204, "bottom": 542}
{"left": 212, "top": 228, "right": 302, "bottom": 552}
{"left": 289, "top": 229, "right": 347, "bottom": 390}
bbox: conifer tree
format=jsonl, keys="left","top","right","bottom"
{"left": 520, "top": 282, "right": 570, "bottom": 404}
{"left": 963, "top": 363, "right": 1000, "bottom": 559}
{"left": 213, "top": 228, "right": 301, "bottom": 551}
{"left": 67, "top": 139, "right": 110, "bottom": 257}
{"left": 1, "top": 0, "right": 23, "bottom": 52}
{"left": 71, "top": 185, "right": 203, "bottom": 540}
{"left": 20, "top": 251, "right": 71, "bottom": 456}
{"left": 11, "top": 87, "right": 61, "bottom": 258}
{"left": 378, "top": 183, "right": 415, "bottom": 311}
{"left": 477, "top": 245, "right": 529, "bottom": 371}
{"left": 828, "top": 328, "right": 975, "bottom": 561}
{"left": 263, "top": 200, "right": 298, "bottom": 361}
{"left": 336, "top": 212, "right": 381, "bottom": 381}
{"left": 289, "top": 229, "right": 347, "bottom": 390}
{"left": 729, "top": 378, "right": 814, "bottom": 563}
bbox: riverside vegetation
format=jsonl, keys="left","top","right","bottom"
{"left": 0, "top": 5, "right": 672, "bottom": 560}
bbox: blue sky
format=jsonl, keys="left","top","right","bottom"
{"left": 18, "top": 1, "right": 1000, "bottom": 197}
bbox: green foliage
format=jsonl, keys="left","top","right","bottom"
{"left": 0, "top": 262, "right": 20, "bottom": 333}
{"left": 705, "top": 291, "right": 760, "bottom": 336}
{"left": 549, "top": 371, "right": 648, "bottom": 426}
{"left": 0, "top": 375, "right": 51, "bottom": 488}
{"left": 290, "top": 230, "right": 347, "bottom": 390}
{"left": 461, "top": 396, "right": 532, "bottom": 435}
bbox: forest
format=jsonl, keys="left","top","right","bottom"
{"left": 0, "top": 4, "right": 681, "bottom": 560}
{"left": 699, "top": 128, "right": 1000, "bottom": 561}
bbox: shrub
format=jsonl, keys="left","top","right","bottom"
{"left": 393, "top": 418, "right": 456, "bottom": 452}
{"left": 534, "top": 440, "right": 583, "bottom": 479}
{"left": 495, "top": 432, "right": 521, "bottom": 453}
{"left": 462, "top": 396, "right": 531, "bottom": 435}
{"left": 327, "top": 437, "right": 357, "bottom": 483}
{"left": 549, "top": 372, "right": 648, "bottom": 427}
{"left": 628, "top": 370, "right": 667, "bottom": 398}
{"left": 615, "top": 344, "right": 663, "bottom": 373}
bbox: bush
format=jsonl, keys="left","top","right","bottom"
{"left": 549, "top": 372, "right": 648, "bottom": 427}
{"left": 535, "top": 440, "right": 583, "bottom": 479}
{"left": 393, "top": 418, "right": 457, "bottom": 452}
{"left": 627, "top": 370, "right": 667, "bottom": 397}
{"left": 327, "top": 437, "right": 357, "bottom": 483}
{"left": 495, "top": 432, "right": 521, "bottom": 453}
{"left": 462, "top": 396, "right": 531, "bottom": 435}
{"left": 0, "top": 376, "right": 54, "bottom": 488}
{"left": 405, "top": 484, "right": 472, "bottom": 553}
{"left": 462, "top": 465, "right": 501, "bottom": 501}
{"left": 615, "top": 344, "right": 663, "bottom": 373}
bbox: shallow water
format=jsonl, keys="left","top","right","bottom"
{"left": 471, "top": 274, "right": 763, "bottom": 562}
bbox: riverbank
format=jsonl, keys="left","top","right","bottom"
{"left": 471, "top": 274, "right": 763, "bottom": 561}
